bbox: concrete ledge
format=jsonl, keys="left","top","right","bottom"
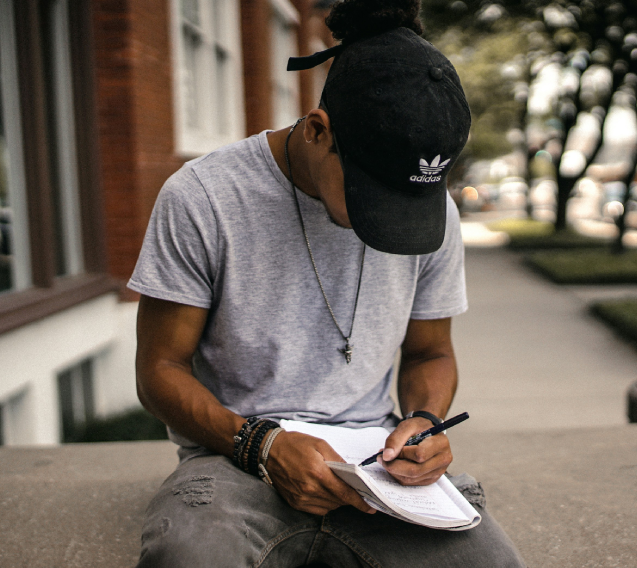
{"left": 448, "top": 424, "right": 637, "bottom": 567}
{"left": 0, "top": 441, "right": 177, "bottom": 567}
{"left": 1, "top": 425, "right": 636, "bottom": 567}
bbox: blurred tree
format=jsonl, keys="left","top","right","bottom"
{"left": 421, "top": 0, "right": 637, "bottom": 250}
{"left": 421, "top": 4, "right": 536, "bottom": 188}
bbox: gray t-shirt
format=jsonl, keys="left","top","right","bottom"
{"left": 129, "top": 131, "right": 467, "bottom": 446}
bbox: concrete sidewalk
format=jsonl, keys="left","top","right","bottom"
{"left": 449, "top": 247, "right": 637, "bottom": 432}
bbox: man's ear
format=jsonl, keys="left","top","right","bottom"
{"left": 304, "top": 109, "right": 333, "bottom": 148}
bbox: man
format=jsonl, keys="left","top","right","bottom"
{"left": 129, "top": 13, "right": 525, "bottom": 567}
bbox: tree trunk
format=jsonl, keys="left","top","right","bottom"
{"left": 555, "top": 175, "right": 578, "bottom": 231}
{"left": 612, "top": 161, "right": 637, "bottom": 255}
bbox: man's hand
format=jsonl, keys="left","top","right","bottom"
{"left": 379, "top": 418, "right": 452, "bottom": 486}
{"left": 265, "top": 431, "right": 376, "bottom": 516}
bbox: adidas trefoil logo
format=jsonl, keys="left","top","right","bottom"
{"left": 410, "top": 155, "right": 450, "bottom": 183}
{"left": 420, "top": 156, "right": 450, "bottom": 174}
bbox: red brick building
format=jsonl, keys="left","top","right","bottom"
{"left": 0, "top": 0, "right": 335, "bottom": 445}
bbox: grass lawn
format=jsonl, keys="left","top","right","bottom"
{"left": 590, "top": 299, "right": 637, "bottom": 346}
{"left": 525, "top": 248, "right": 637, "bottom": 284}
{"left": 486, "top": 219, "right": 610, "bottom": 249}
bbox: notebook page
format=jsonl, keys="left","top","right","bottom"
{"left": 363, "top": 464, "right": 469, "bottom": 521}
{"left": 280, "top": 420, "right": 388, "bottom": 463}
{"left": 436, "top": 476, "right": 481, "bottom": 523}
{"left": 281, "top": 420, "right": 469, "bottom": 522}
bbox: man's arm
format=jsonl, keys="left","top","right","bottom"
{"left": 380, "top": 317, "right": 457, "bottom": 485}
{"left": 135, "top": 294, "right": 374, "bottom": 516}
{"left": 135, "top": 295, "right": 244, "bottom": 454}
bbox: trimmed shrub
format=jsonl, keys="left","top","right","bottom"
{"left": 71, "top": 408, "right": 168, "bottom": 443}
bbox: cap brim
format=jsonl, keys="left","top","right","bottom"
{"left": 343, "top": 154, "right": 447, "bottom": 255}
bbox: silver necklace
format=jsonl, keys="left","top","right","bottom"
{"left": 284, "top": 117, "right": 366, "bottom": 364}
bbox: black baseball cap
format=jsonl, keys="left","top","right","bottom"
{"left": 288, "top": 27, "right": 471, "bottom": 255}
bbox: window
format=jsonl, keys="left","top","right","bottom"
{"left": 57, "top": 358, "right": 95, "bottom": 442}
{"left": 270, "top": 0, "right": 301, "bottom": 129}
{"left": 0, "top": 0, "right": 114, "bottom": 335}
{"left": 41, "top": 0, "right": 84, "bottom": 278}
{"left": 171, "top": 0, "right": 245, "bottom": 156}
{"left": 0, "top": 389, "right": 29, "bottom": 446}
{"left": 0, "top": 0, "right": 31, "bottom": 293}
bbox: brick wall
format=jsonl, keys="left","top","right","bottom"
{"left": 92, "top": 0, "right": 327, "bottom": 297}
{"left": 240, "top": 0, "right": 274, "bottom": 136}
{"left": 291, "top": 0, "right": 314, "bottom": 115}
{"left": 93, "top": 0, "right": 184, "bottom": 297}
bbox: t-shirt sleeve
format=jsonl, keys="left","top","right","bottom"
{"left": 410, "top": 193, "right": 468, "bottom": 319}
{"left": 127, "top": 166, "right": 217, "bottom": 308}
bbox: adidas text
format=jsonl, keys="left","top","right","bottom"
{"left": 410, "top": 174, "right": 442, "bottom": 183}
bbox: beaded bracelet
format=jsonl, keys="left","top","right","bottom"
{"left": 242, "top": 420, "right": 268, "bottom": 473}
{"left": 232, "top": 416, "right": 260, "bottom": 468}
{"left": 240, "top": 419, "right": 265, "bottom": 473}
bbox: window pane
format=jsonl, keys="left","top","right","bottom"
{"left": 0, "top": 78, "right": 11, "bottom": 292}
{"left": 182, "top": 0, "right": 200, "bottom": 27}
{"left": 173, "top": 0, "right": 244, "bottom": 154}
{"left": 41, "top": 0, "right": 84, "bottom": 277}
{"left": 57, "top": 358, "right": 95, "bottom": 442}
{"left": 182, "top": 26, "right": 202, "bottom": 129}
{"left": 211, "top": 0, "right": 226, "bottom": 47}
{"left": 214, "top": 45, "right": 229, "bottom": 135}
{"left": 0, "top": 0, "right": 31, "bottom": 293}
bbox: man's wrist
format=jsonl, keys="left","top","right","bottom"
{"left": 402, "top": 410, "right": 443, "bottom": 426}
{"left": 232, "top": 417, "right": 278, "bottom": 476}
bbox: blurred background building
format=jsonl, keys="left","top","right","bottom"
{"left": 0, "top": 0, "right": 336, "bottom": 445}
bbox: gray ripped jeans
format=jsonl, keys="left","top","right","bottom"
{"left": 137, "top": 451, "right": 526, "bottom": 568}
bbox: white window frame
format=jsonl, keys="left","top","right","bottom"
{"left": 270, "top": 0, "right": 301, "bottom": 130}
{"left": 170, "top": 0, "right": 245, "bottom": 157}
{"left": 309, "top": 37, "right": 329, "bottom": 109}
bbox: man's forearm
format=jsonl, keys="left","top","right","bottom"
{"left": 137, "top": 361, "right": 245, "bottom": 457}
{"left": 397, "top": 351, "right": 458, "bottom": 420}
{"left": 135, "top": 295, "right": 246, "bottom": 456}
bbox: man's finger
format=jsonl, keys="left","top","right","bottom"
{"left": 397, "top": 434, "right": 449, "bottom": 463}
{"left": 390, "top": 465, "right": 448, "bottom": 486}
{"left": 382, "top": 418, "right": 434, "bottom": 461}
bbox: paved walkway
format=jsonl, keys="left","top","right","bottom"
{"left": 448, "top": 246, "right": 637, "bottom": 432}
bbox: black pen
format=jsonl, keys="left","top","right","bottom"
{"left": 359, "top": 412, "right": 470, "bottom": 466}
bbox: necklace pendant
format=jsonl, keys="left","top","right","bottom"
{"left": 339, "top": 341, "right": 353, "bottom": 364}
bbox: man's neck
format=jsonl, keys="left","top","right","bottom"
{"left": 267, "top": 121, "right": 318, "bottom": 198}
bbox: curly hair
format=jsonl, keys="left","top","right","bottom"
{"left": 325, "top": 0, "right": 423, "bottom": 45}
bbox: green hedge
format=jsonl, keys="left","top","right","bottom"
{"left": 590, "top": 300, "right": 637, "bottom": 346}
{"left": 525, "top": 249, "right": 637, "bottom": 284}
{"left": 509, "top": 230, "right": 610, "bottom": 250}
{"left": 70, "top": 408, "right": 168, "bottom": 443}
{"left": 486, "top": 220, "right": 610, "bottom": 250}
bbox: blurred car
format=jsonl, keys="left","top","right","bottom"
{"left": 602, "top": 180, "right": 635, "bottom": 223}
{"left": 567, "top": 177, "right": 603, "bottom": 223}
{"left": 498, "top": 177, "right": 528, "bottom": 211}
{"left": 530, "top": 178, "right": 557, "bottom": 221}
